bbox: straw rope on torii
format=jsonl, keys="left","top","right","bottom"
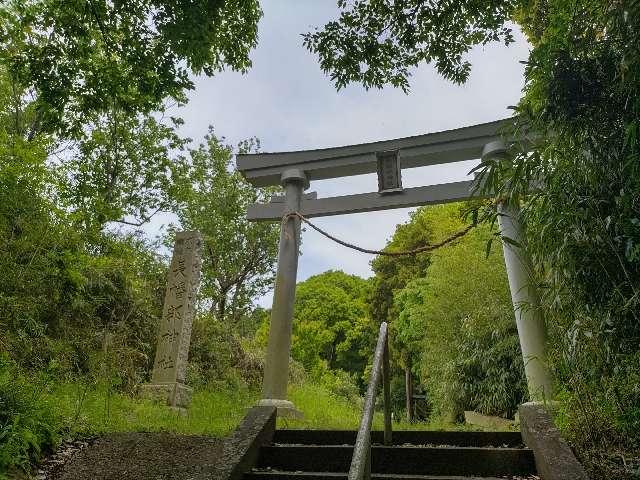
{"left": 282, "top": 211, "right": 475, "bottom": 257}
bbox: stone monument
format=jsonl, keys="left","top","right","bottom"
{"left": 141, "top": 231, "right": 203, "bottom": 409}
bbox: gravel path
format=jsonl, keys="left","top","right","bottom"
{"left": 37, "top": 433, "right": 223, "bottom": 480}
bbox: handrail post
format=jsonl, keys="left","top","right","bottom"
{"left": 348, "top": 322, "right": 392, "bottom": 480}
{"left": 382, "top": 332, "right": 392, "bottom": 446}
{"left": 364, "top": 447, "right": 371, "bottom": 480}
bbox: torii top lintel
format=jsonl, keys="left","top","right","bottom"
{"left": 236, "top": 118, "right": 521, "bottom": 188}
{"left": 237, "top": 118, "right": 530, "bottom": 221}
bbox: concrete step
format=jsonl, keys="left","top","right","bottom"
{"left": 256, "top": 445, "right": 536, "bottom": 478}
{"left": 247, "top": 472, "right": 536, "bottom": 480}
{"left": 273, "top": 430, "right": 524, "bottom": 448}
{"left": 247, "top": 471, "right": 538, "bottom": 480}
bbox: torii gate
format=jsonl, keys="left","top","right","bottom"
{"left": 237, "top": 118, "right": 552, "bottom": 417}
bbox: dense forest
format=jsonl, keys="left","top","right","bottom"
{"left": 1, "top": 0, "right": 639, "bottom": 479}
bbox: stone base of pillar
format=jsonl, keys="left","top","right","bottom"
{"left": 140, "top": 382, "right": 193, "bottom": 409}
{"left": 521, "top": 400, "right": 561, "bottom": 413}
{"left": 519, "top": 401, "right": 589, "bottom": 479}
{"left": 257, "top": 398, "right": 303, "bottom": 419}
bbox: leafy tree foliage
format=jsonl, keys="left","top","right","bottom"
{"left": 289, "top": 271, "right": 374, "bottom": 385}
{"left": 0, "top": 179, "right": 166, "bottom": 389}
{"left": 0, "top": 0, "right": 262, "bottom": 135}
{"left": 59, "top": 112, "right": 188, "bottom": 229}
{"left": 1, "top": 63, "right": 188, "bottom": 234}
{"left": 369, "top": 208, "right": 434, "bottom": 328}
{"left": 172, "top": 131, "right": 279, "bottom": 326}
{"left": 0, "top": 114, "right": 62, "bottom": 341}
{"left": 304, "top": 0, "right": 515, "bottom": 91}
{"left": 480, "top": 1, "right": 640, "bottom": 467}
{"left": 393, "top": 204, "right": 525, "bottom": 419}
{"left": 0, "top": 63, "right": 168, "bottom": 389}
{"left": 0, "top": 0, "right": 262, "bottom": 233}
{"left": 187, "top": 312, "right": 265, "bottom": 390}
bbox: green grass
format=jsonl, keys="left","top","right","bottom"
{"left": 281, "top": 383, "right": 368, "bottom": 430}
{"left": 282, "top": 383, "right": 494, "bottom": 432}
{"left": 48, "top": 382, "right": 259, "bottom": 438}
{"left": 43, "top": 381, "right": 497, "bottom": 441}
{"left": 47, "top": 381, "right": 378, "bottom": 436}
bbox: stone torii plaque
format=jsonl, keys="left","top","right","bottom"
{"left": 141, "top": 231, "right": 203, "bottom": 409}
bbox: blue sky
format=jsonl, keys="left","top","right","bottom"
{"left": 169, "top": 1, "right": 530, "bottom": 307}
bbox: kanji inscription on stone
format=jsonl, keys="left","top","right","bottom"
{"left": 141, "top": 231, "right": 203, "bottom": 409}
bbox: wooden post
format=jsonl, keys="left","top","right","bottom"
{"left": 382, "top": 334, "right": 392, "bottom": 446}
{"left": 405, "top": 355, "right": 414, "bottom": 422}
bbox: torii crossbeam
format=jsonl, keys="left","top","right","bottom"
{"left": 237, "top": 119, "right": 550, "bottom": 417}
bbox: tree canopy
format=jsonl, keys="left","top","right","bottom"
{"left": 369, "top": 207, "right": 435, "bottom": 329}
{"left": 304, "top": 0, "right": 516, "bottom": 91}
{"left": 0, "top": 0, "right": 262, "bottom": 135}
{"left": 290, "top": 270, "right": 374, "bottom": 383}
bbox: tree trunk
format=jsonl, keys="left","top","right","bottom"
{"left": 211, "top": 285, "right": 230, "bottom": 322}
{"left": 405, "top": 356, "right": 414, "bottom": 423}
{"left": 217, "top": 293, "right": 227, "bottom": 322}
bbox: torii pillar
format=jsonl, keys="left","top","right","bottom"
{"left": 482, "top": 141, "right": 553, "bottom": 402}
{"left": 257, "top": 168, "right": 308, "bottom": 417}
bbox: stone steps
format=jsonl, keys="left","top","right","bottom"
{"left": 247, "top": 472, "right": 534, "bottom": 480}
{"left": 245, "top": 429, "right": 537, "bottom": 480}
{"left": 273, "top": 430, "right": 524, "bottom": 448}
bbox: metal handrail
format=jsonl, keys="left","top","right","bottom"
{"left": 348, "top": 321, "right": 392, "bottom": 480}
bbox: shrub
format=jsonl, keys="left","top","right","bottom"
{"left": 318, "top": 367, "right": 360, "bottom": 403}
{"left": 0, "top": 356, "right": 60, "bottom": 477}
{"left": 443, "top": 315, "right": 526, "bottom": 418}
